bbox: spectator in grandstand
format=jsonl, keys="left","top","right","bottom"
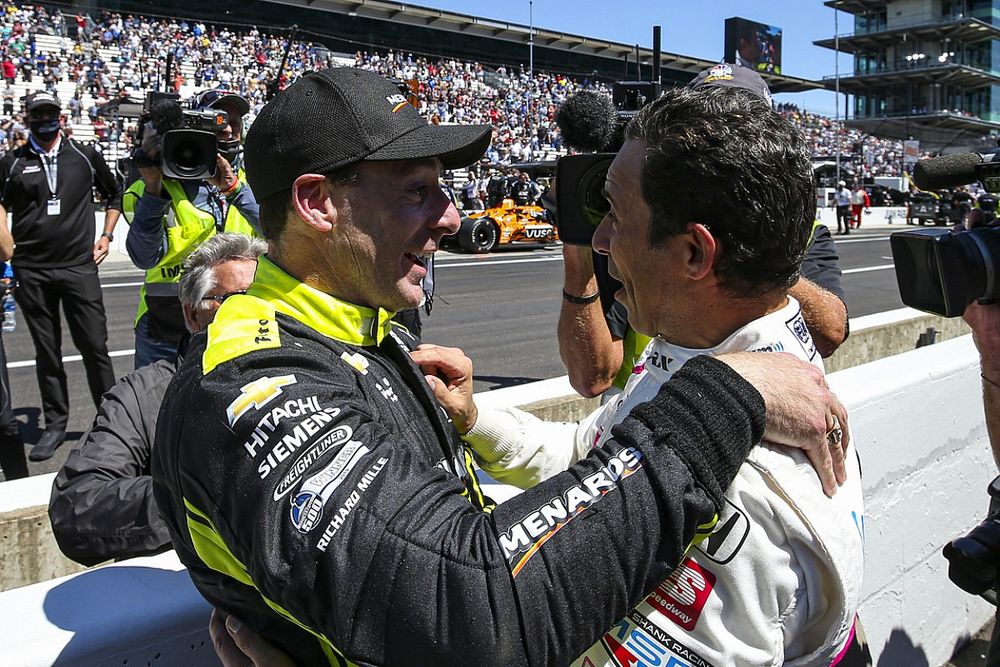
{"left": 124, "top": 89, "right": 260, "bottom": 369}
{"left": 835, "top": 179, "right": 852, "bottom": 234}
{"left": 420, "top": 83, "right": 867, "bottom": 667}
{"left": 0, "top": 91, "right": 121, "bottom": 462}
{"left": 154, "top": 67, "right": 847, "bottom": 667}
{"left": 49, "top": 233, "right": 264, "bottom": 565}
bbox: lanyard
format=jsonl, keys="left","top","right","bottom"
{"left": 38, "top": 151, "right": 57, "bottom": 197}
{"left": 28, "top": 136, "right": 58, "bottom": 198}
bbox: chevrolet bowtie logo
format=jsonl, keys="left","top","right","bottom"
{"left": 226, "top": 374, "right": 297, "bottom": 427}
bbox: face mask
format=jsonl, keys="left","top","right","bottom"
{"left": 29, "top": 119, "right": 60, "bottom": 143}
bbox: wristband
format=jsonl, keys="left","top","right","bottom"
{"left": 100, "top": 231, "right": 114, "bottom": 242}
{"left": 562, "top": 289, "right": 600, "bottom": 305}
{"left": 220, "top": 177, "right": 241, "bottom": 197}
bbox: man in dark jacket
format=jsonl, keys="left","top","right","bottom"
{"left": 0, "top": 91, "right": 122, "bottom": 461}
{"left": 48, "top": 233, "right": 264, "bottom": 565}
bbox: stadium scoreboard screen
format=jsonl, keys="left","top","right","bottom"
{"left": 724, "top": 17, "right": 782, "bottom": 74}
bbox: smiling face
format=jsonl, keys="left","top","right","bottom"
{"left": 322, "top": 158, "right": 458, "bottom": 312}
{"left": 592, "top": 138, "right": 688, "bottom": 338}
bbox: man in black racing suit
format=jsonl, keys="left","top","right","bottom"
{"left": 152, "top": 68, "right": 847, "bottom": 667}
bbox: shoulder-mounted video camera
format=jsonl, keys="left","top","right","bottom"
{"left": 134, "top": 91, "right": 228, "bottom": 181}
{"left": 891, "top": 150, "right": 1000, "bottom": 317}
{"left": 553, "top": 27, "right": 662, "bottom": 245}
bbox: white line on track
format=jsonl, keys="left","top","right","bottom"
{"left": 834, "top": 235, "right": 890, "bottom": 244}
{"left": 100, "top": 281, "right": 144, "bottom": 288}
{"left": 8, "top": 348, "right": 135, "bottom": 369}
{"left": 843, "top": 264, "right": 894, "bottom": 274}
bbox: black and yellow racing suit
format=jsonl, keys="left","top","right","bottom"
{"left": 151, "top": 255, "right": 766, "bottom": 666}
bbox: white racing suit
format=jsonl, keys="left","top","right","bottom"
{"left": 466, "top": 298, "right": 866, "bottom": 666}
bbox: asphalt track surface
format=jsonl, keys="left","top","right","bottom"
{"left": 2, "top": 223, "right": 908, "bottom": 477}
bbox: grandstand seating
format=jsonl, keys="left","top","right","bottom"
{"left": 0, "top": 2, "right": 911, "bottom": 182}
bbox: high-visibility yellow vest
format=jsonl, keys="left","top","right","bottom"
{"left": 123, "top": 175, "right": 257, "bottom": 325}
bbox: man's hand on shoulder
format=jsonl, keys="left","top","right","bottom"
{"left": 717, "top": 351, "right": 848, "bottom": 497}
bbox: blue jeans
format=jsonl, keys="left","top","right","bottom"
{"left": 134, "top": 314, "right": 178, "bottom": 370}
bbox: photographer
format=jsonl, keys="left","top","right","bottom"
{"left": 124, "top": 89, "right": 260, "bottom": 369}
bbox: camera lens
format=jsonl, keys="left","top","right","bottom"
{"left": 173, "top": 140, "right": 207, "bottom": 177}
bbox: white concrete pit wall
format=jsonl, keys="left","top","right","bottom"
{"left": 0, "top": 335, "right": 996, "bottom": 665}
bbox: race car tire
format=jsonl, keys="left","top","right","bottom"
{"left": 459, "top": 218, "right": 499, "bottom": 253}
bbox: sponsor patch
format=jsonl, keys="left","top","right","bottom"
{"left": 316, "top": 456, "right": 389, "bottom": 551}
{"left": 22, "top": 165, "right": 40, "bottom": 174}
{"left": 254, "top": 407, "right": 342, "bottom": 478}
{"left": 340, "top": 351, "right": 369, "bottom": 375}
{"left": 500, "top": 447, "right": 643, "bottom": 577}
{"left": 645, "top": 557, "right": 716, "bottom": 631}
{"left": 272, "top": 423, "right": 355, "bottom": 499}
{"left": 785, "top": 311, "right": 817, "bottom": 360}
{"left": 226, "top": 375, "right": 297, "bottom": 427}
{"left": 289, "top": 440, "right": 371, "bottom": 533}
{"left": 695, "top": 499, "right": 750, "bottom": 564}
{"left": 385, "top": 93, "right": 408, "bottom": 112}
{"left": 243, "top": 396, "right": 327, "bottom": 457}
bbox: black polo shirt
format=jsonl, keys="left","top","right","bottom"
{"left": 0, "top": 137, "right": 122, "bottom": 269}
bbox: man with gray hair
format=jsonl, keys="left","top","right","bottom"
{"left": 49, "top": 233, "right": 264, "bottom": 565}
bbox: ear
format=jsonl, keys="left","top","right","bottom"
{"left": 291, "top": 173, "right": 336, "bottom": 233}
{"left": 684, "top": 223, "right": 717, "bottom": 281}
{"left": 181, "top": 301, "right": 200, "bottom": 334}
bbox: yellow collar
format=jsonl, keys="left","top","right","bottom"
{"left": 248, "top": 255, "right": 395, "bottom": 346}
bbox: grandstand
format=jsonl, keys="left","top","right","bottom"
{"left": 0, "top": 1, "right": 912, "bottom": 183}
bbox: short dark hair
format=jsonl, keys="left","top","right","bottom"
{"left": 257, "top": 164, "right": 360, "bottom": 241}
{"left": 624, "top": 86, "right": 815, "bottom": 294}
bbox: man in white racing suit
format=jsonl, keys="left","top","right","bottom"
{"left": 416, "top": 82, "right": 868, "bottom": 666}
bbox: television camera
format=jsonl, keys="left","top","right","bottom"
{"left": 133, "top": 91, "right": 229, "bottom": 181}
{"left": 892, "top": 151, "right": 1000, "bottom": 317}
{"left": 553, "top": 27, "right": 662, "bottom": 245}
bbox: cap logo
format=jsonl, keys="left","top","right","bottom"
{"left": 386, "top": 93, "right": 408, "bottom": 113}
{"left": 703, "top": 63, "right": 734, "bottom": 83}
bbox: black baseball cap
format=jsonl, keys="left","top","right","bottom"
{"left": 24, "top": 91, "right": 60, "bottom": 113}
{"left": 688, "top": 62, "right": 772, "bottom": 105}
{"left": 192, "top": 89, "right": 250, "bottom": 117}
{"left": 245, "top": 68, "right": 492, "bottom": 200}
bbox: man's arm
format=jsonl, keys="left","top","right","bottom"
{"left": 124, "top": 176, "right": 170, "bottom": 270}
{"left": 155, "top": 350, "right": 764, "bottom": 666}
{"left": 416, "top": 345, "right": 848, "bottom": 497}
{"left": 49, "top": 364, "right": 173, "bottom": 566}
{"left": 965, "top": 301, "right": 1000, "bottom": 468}
{"left": 0, "top": 204, "right": 12, "bottom": 262}
{"left": 557, "top": 244, "right": 622, "bottom": 397}
{"left": 88, "top": 145, "right": 123, "bottom": 265}
{"left": 796, "top": 224, "right": 849, "bottom": 357}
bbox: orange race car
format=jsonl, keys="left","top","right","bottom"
{"left": 444, "top": 199, "right": 560, "bottom": 253}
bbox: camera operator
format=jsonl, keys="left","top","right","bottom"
{"left": 963, "top": 295, "right": 1000, "bottom": 664}
{"left": 124, "top": 89, "right": 260, "bottom": 369}
{"left": 559, "top": 66, "right": 850, "bottom": 399}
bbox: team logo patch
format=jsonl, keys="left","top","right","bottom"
{"left": 645, "top": 557, "right": 716, "bottom": 631}
{"left": 703, "top": 62, "right": 734, "bottom": 83}
{"left": 289, "top": 440, "right": 371, "bottom": 533}
{"left": 340, "top": 351, "right": 370, "bottom": 375}
{"left": 695, "top": 499, "right": 750, "bottom": 564}
{"left": 272, "top": 424, "right": 356, "bottom": 501}
{"left": 785, "top": 311, "right": 817, "bottom": 360}
{"left": 385, "top": 93, "right": 409, "bottom": 112}
{"left": 226, "top": 375, "right": 297, "bottom": 427}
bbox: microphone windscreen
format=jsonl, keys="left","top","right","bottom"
{"left": 913, "top": 153, "right": 982, "bottom": 191}
{"left": 150, "top": 98, "right": 184, "bottom": 132}
{"left": 557, "top": 90, "right": 617, "bottom": 152}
